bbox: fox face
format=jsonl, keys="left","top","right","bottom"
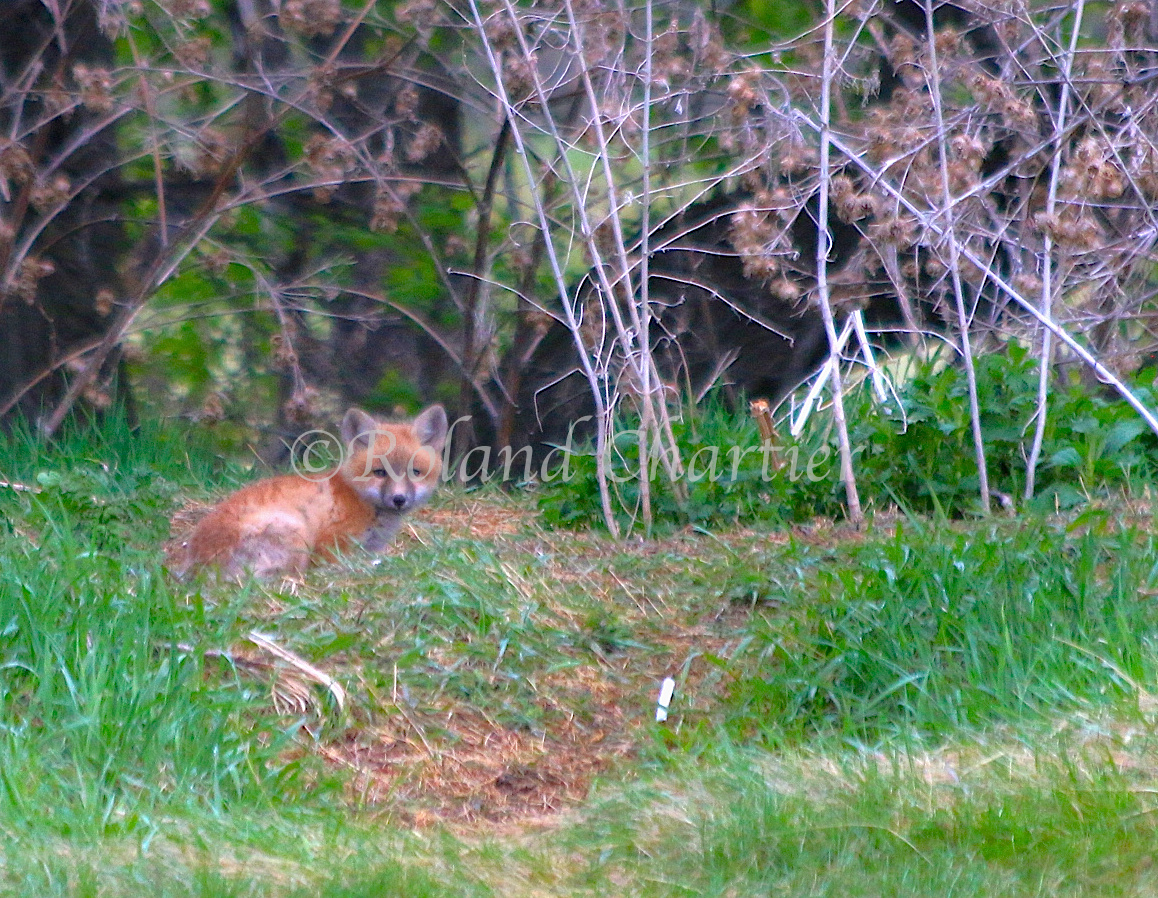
{"left": 338, "top": 405, "right": 447, "bottom": 548}
{"left": 169, "top": 404, "right": 448, "bottom": 579}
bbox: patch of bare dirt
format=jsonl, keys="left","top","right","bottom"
{"left": 419, "top": 497, "right": 528, "bottom": 540}
{"left": 321, "top": 699, "right": 634, "bottom": 828}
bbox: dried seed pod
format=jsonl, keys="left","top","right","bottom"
{"left": 73, "top": 63, "right": 114, "bottom": 114}
{"left": 94, "top": 289, "right": 116, "bottom": 317}
{"left": 30, "top": 174, "right": 71, "bottom": 212}
{"left": 281, "top": 0, "right": 341, "bottom": 38}
{"left": 405, "top": 124, "right": 444, "bottom": 163}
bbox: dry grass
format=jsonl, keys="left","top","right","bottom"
{"left": 168, "top": 488, "right": 812, "bottom": 828}
{"left": 320, "top": 496, "right": 710, "bottom": 825}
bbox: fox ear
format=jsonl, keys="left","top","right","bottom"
{"left": 340, "top": 408, "right": 378, "bottom": 449}
{"left": 413, "top": 404, "right": 448, "bottom": 452}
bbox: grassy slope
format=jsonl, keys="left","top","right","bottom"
{"left": 3, "top": 415, "right": 1158, "bottom": 895}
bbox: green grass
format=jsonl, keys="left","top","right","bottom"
{"left": 3, "top": 409, "right": 1158, "bottom": 894}
{"left": 0, "top": 415, "right": 315, "bottom": 847}
{"left": 724, "top": 512, "right": 1158, "bottom": 743}
{"left": 553, "top": 728, "right": 1158, "bottom": 897}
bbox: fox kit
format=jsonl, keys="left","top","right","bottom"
{"left": 169, "top": 405, "right": 448, "bottom": 579}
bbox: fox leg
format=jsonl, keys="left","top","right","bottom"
{"left": 362, "top": 511, "right": 405, "bottom": 552}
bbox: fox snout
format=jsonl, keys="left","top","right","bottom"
{"left": 379, "top": 476, "right": 418, "bottom": 512}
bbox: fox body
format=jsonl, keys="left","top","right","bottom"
{"left": 170, "top": 405, "right": 447, "bottom": 579}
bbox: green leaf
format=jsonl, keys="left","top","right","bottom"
{"left": 1105, "top": 419, "right": 1147, "bottom": 454}
{"left": 1049, "top": 447, "right": 1082, "bottom": 468}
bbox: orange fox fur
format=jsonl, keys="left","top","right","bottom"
{"left": 169, "top": 405, "right": 447, "bottom": 579}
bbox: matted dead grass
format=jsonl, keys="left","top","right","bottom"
{"left": 305, "top": 495, "right": 773, "bottom": 826}
{"left": 419, "top": 497, "right": 529, "bottom": 540}
{"left": 169, "top": 489, "right": 812, "bottom": 828}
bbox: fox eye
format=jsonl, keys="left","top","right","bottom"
{"left": 410, "top": 463, "right": 424, "bottom": 478}
{"left": 371, "top": 467, "right": 388, "bottom": 478}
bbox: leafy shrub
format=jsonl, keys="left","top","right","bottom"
{"left": 538, "top": 346, "right": 1158, "bottom": 530}
{"left": 849, "top": 344, "right": 1158, "bottom": 516}
{"left": 537, "top": 395, "right": 837, "bottom": 532}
